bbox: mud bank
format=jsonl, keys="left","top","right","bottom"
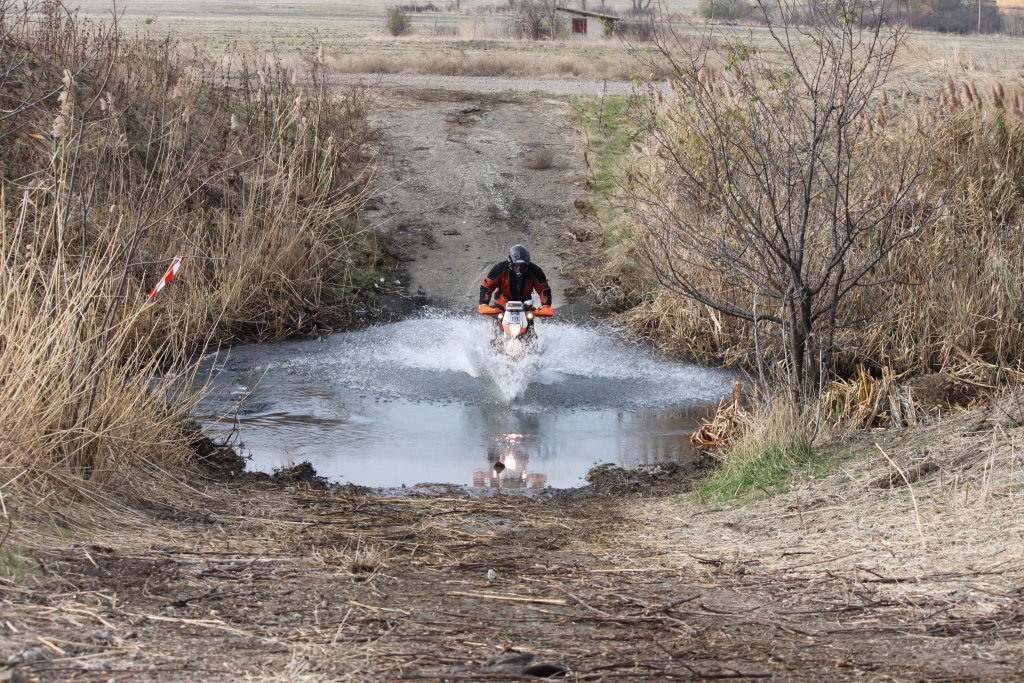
{"left": 5, "top": 395, "right": 1024, "bottom": 683}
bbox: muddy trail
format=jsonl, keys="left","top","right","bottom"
{"left": 360, "top": 87, "right": 590, "bottom": 315}
{"left": 8, "top": 435, "right": 1022, "bottom": 682}
{"left": 3, "top": 89, "right": 1023, "bottom": 682}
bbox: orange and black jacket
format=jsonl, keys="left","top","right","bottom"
{"left": 479, "top": 262, "right": 552, "bottom": 308}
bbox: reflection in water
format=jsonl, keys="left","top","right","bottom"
{"left": 473, "top": 413, "right": 549, "bottom": 490}
{"left": 461, "top": 408, "right": 703, "bottom": 490}
{"left": 473, "top": 449, "right": 548, "bottom": 490}
{"left": 196, "top": 314, "right": 734, "bottom": 488}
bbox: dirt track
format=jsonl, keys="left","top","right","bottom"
{"left": 360, "top": 87, "right": 592, "bottom": 316}
{"left": 3, "top": 87, "right": 1024, "bottom": 682}
{"left": 6, "top": 412, "right": 1024, "bottom": 682}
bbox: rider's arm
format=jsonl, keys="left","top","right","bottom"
{"left": 480, "top": 262, "right": 506, "bottom": 305}
{"left": 530, "top": 264, "right": 553, "bottom": 306}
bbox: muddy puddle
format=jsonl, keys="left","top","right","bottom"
{"left": 196, "top": 310, "right": 734, "bottom": 490}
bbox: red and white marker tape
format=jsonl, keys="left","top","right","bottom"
{"left": 147, "top": 256, "right": 184, "bottom": 299}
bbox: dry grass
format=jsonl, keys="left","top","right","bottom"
{"left": 633, "top": 389, "right": 1024, "bottom": 655}
{"left": 0, "top": 1, "right": 372, "bottom": 514}
{"left": 693, "top": 388, "right": 821, "bottom": 501}
{"left": 619, "top": 62, "right": 1024, "bottom": 397}
{"left": 852, "top": 86, "right": 1024, "bottom": 375}
{"left": 821, "top": 366, "right": 920, "bottom": 430}
{"left": 326, "top": 47, "right": 648, "bottom": 79}
{"left": 690, "top": 381, "right": 747, "bottom": 453}
{"left": 0, "top": 188, "right": 197, "bottom": 508}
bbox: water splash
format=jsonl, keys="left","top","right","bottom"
{"left": 196, "top": 312, "right": 737, "bottom": 487}
{"left": 206, "top": 311, "right": 731, "bottom": 411}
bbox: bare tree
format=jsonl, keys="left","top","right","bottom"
{"left": 631, "top": 0, "right": 655, "bottom": 14}
{"left": 625, "top": 0, "right": 927, "bottom": 398}
{"left": 507, "top": 0, "right": 559, "bottom": 39}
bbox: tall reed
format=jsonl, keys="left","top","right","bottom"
{"left": 620, "top": 75, "right": 1024, "bottom": 394}
{"left": 0, "top": 1, "right": 373, "bottom": 514}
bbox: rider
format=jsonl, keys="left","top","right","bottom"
{"left": 478, "top": 244, "right": 554, "bottom": 316}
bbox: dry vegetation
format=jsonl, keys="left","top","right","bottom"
{"left": 602, "top": 5, "right": 1024, "bottom": 423}
{"left": 623, "top": 78, "right": 1024, "bottom": 397}
{"left": 2, "top": 395, "right": 1022, "bottom": 681}
{"left": 326, "top": 47, "right": 652, "bottom": 80}
{"left": 1, "top": 2, "right": 1024, "bottom": 681}
{"left": 632, "top": 388, "right": 1024, "bottom": 675}
{"left": 0, "top": 0, "right": 374, "bottom": 518}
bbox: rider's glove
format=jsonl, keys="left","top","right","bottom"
{"left": 534, "top": 305, "right": 554, "bottom": 317}
{"left": 478, "top": 304, "right": 500, "bottom": 315}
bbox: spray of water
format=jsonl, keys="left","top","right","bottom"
{"left": 196, "top": 312, "right": 736, "bottom": 488}
{"left": 205, "top": 310, "right": 732, "bottom": 410}
{"left": 383, "top": 309, "right": 542, "bottom": 402}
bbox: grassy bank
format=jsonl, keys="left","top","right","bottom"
{"left": 563, "top": 8, "right": 1024, "bottom": 502}
{"left": 0, "top": 1, "right": 375, "bottom": 517}
{"left": 577, "top": 46, "right": 1024, "bottom": 386}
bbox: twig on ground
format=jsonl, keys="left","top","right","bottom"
{"left": 876, "top": 443, "right": 928, "bottom": 550}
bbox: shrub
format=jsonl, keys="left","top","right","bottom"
{"left": 619, "top": 47, "right": 1024, "bottom": 396}
{"left": 625, "top": 0, "right": 925, "bottom": 397}
{"left": 696, "top": 0, "right": 752, "bottom": 22}
{"left": 386, "top": 6, "right": 413, "bottom": 35}
{"left": 0, "top": 0, "right": 373, "bottom": 512}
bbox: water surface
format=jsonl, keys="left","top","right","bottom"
{"left": 197, "top": 311, "right": 734, "bottom": 489}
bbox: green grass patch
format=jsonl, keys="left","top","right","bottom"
{"left": 0, "top": 547, "right": 38, "bottom": 583}
{"left": 573, "top": 94, "right": 641, "bottom": 204}
{"left": 695, "top": 433, "right": 825, "bottom": 503}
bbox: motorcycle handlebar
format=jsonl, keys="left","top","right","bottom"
{"left": 478, "top": 303, "right": 554, "bottom": 317}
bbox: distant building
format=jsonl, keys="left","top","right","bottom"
{"left": 554, "top": 6, "right": 621, "bottom": 39}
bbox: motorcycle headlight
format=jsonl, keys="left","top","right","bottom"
{"left": 497, "top": 312, "right": 504, "bottom": 320}
{"left": 527, "top": 312, "right": 534, "bottom": 320}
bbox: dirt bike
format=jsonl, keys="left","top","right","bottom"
{"left": 477, "top": 300, "right": 554, "bottom": 358}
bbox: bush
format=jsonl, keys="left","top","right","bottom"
{"left": 0, "top": 0, "right": 373, "bottom": 511}
{"left": 620, "top": 64, "right": 1024, "bottom": 389}
{"left": 696, "top": 0, "right": 752, "bottom": 22}
{"left": 386, "top": 6, "right": 413, "bottom": 35}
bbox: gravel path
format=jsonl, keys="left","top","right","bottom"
{"left": 360, "top": 87, "right": 596, "bottom": 317}
{"left": 331, "top": 71, "right": 643, "bottom": 96}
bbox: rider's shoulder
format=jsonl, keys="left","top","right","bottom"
{"left": 486, "top": 260, "right": 509, "bottom": 277}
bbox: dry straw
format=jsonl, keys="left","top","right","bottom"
{"left": 0, "top": 0, "right": 373, "bottom": 516}
{"left": 619, "top": 67, "right": 1024, "bottom": 407}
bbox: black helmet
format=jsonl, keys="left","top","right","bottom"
{"left": 507, "top": 244, "right": 531, "bottom": 267}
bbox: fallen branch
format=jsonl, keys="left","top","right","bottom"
{"left": 447, "top": 590, "right": 568, "bottom": 606}
{"left": 875, "top": 443, "right": 927, "bottom": 550}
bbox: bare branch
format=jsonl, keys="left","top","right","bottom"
{"left": 624, "top": 0, "right": 926, "bottom": 397}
